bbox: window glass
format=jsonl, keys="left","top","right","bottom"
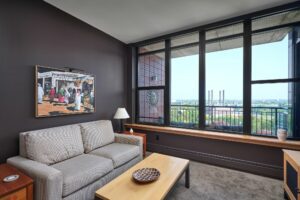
{"left": 171, "top": 32, "right": 199, "bottom": 47}
{"left": 252, "top": 10, "right": 300, "bottom": 31}
{"left": 206, "top": 37, "right": 243, "bottom": 53}
{"left": 138, "top": 52, "right": 165, "bottom": 87}
{"left": 138, "top": 42, "right": 165, "bottom": 53}
{"left": 206, "top": 23, "right": 243, "bottom": 40}
{"left": 206, "top": 37, "right": 243, "bottom": 132}
{"left": 138, "top": 90, "right": 164, "bottom": 124}
{"left": 252, "top": 27, "right": 293, "bottom": 80}
{"left": 171, "top": 45, "right": 199, "bottom": 128}
{"left": 252, "top": 83, "right": 293, "bottom": 136}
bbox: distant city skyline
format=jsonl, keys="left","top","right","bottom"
{"left": 171, "top": 35, "right": 290, "bottom": 102}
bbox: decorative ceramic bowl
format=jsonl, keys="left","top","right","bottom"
{"left": 132, "top": 168, "right": 160, "bottom": 183}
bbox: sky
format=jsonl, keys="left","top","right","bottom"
{"left": 171, "top": 35, "right": 290, "bottom": 102}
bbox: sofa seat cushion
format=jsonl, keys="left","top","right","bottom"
{"left": 52, "top": 154, "right": 113, "bottom": 197}
{"left": 80, "top": 120, "right": 115, "bottom": 153}
{"left": 24, "top": 124, "right": 84, "bottom": 165}
{"left": 89, "top": 143, "right": 140, "bottom": 168}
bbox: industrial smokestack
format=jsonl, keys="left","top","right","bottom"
{"left": 223, "top": 90, "right": 225, "bottom": 105}
{"left": 211, "top": 90, "right": 213, "bottom": 105}
{"left": 208, "top": 90, "right": 210, "bottom": 105}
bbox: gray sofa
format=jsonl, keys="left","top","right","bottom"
{"left": 7, "top": 120, "right": 143, "bottom": 200}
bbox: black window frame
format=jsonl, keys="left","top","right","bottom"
{"left": 133, "top": 2, "right": 300, "bottom": 139}
{"left": 250, "top": 25, "right": 300, "bottom": 138}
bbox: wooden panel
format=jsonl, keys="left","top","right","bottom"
{"left": 283, "top": 150, "right": 300, "bottom": 167}
{"left": 0, "top": 188, "right": 26, "bottom": 200}
{"left": 126, "top": 124, "right": 300, "bottom": 150}
{"left": 283, "top": 150, "right": 300, "bottom": 200}
{"left": 26, "top": 185, "right": 33, "bottom": 200}
{"left": 95, "top": 153, "right": 189, "bottom": 200}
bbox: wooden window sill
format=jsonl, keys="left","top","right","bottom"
{"left": 125, "top": 123, "right": 300, "bottom": 150}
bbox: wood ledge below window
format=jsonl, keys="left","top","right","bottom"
{"left": 125, "top": 123, "right": 300, "bottom": 151}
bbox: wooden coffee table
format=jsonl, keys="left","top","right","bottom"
{"left": 95, "top": 153, "right": 190, "bottom": 200}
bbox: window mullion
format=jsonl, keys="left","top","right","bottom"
{"left": 135, "top": 46, "right": 139, "bottom": 124}
{"left": 165, "top": 39, "right": 171, "bottom": 126}
{"left": 199, "top": 30, "right": 206, "bottom": 129}
{"left": 243, "top": 20, "right": 252, "bottom": 134}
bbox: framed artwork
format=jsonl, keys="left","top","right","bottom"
{"left": 35, "top": 65, "right": 95, "bottom": 117}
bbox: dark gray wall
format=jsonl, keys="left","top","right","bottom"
{"left": 0, "top": 0, "right": 285, "bottom": 180}
{"left": 132, "top": 129, "right": 283, "bottom": 179}
{"left": 0, "top": 0, "right": 128, "bottom": 163}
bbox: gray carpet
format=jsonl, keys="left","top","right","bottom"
{"left": 166, "top": 160, "right": 283, "bottom": 200}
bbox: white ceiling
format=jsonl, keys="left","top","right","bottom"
{"left": 44, "top": 0, "right": 297, "bottom": 44}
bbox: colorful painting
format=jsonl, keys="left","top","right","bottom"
{"left": 35, "top": 65, "right": 95, "bottom": 117}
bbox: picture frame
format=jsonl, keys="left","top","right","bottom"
{"left": 35, "top": 65, "right": 95, "bottom": 118}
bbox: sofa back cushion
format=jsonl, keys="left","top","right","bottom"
{"left": 24, "top": 124, "right": 84, "bottom": 165}
{"left": 80, "top": 120, "right": 115, "bottom": 153}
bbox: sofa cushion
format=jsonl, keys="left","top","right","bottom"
{"left": 80, "top": 120, "right": 115, "bottom": 153}
{"left": 24, "top": 124, "right": 84, "bottom": 165}
{"left": 51, "top": 154, "right": 113, "bottom": 197}
{"left": 89, "top": 143, "right": 140, "bottom": 168}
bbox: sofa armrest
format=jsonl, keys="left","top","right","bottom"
{"left": 7, "top": 156, "right": 63, "bottom": 200}
{"left": 115, "top": 133, "right": 143, "bottom": 159}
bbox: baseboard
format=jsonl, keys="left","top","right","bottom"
{"left": 147, "top": 143, "right": 283, "bottom": 179}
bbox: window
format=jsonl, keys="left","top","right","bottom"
{"left": 250, "top": 10, "right": 300, "bottom": 138}
{"left": 171, "top": 32, "right": 199, "bottom": 47}
{"left": 138, "top": 53, "right": 165, "bottom": 87}
{"left": 206, "top": 30, "right": 243, "bottom": 132}
{"left": 135, "top": 7, "right": 300, "bottom": 139}
{"left": 251, "top": 26, "right": 300, "bottom": 137}
{"left": 252, "top": 83, "right": 293, "bottom": 136}
{"left": 252, "top": 9, "right": 300, "bottom": 31}
{"left": 252, "top": 28, "right": 292, "bottom": 81}
{"left": 138, "top": 89, "right": 164, "bottom": 124}
{"left": 206, "top": 23, "right": 243, "bottom": 40}
{"left": 137, "top": 43, "right": 166, "bottom": 124}
{"left": 138, "top": 41, "right": 165, "bottom": 53}
{"left": 171, "top": 45, "right": 199, "bottom": 128}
